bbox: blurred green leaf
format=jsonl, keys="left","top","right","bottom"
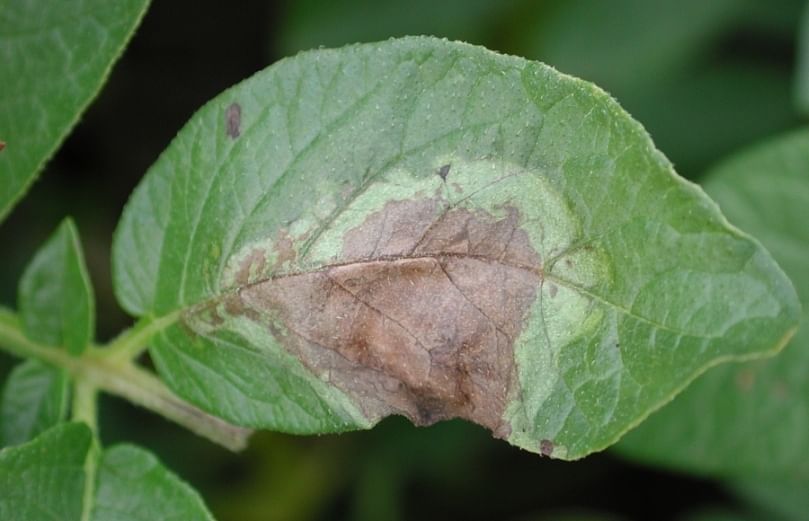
{"left": 616, "top": 129, "right": 809, "bottom": 478}
{"left": 512, "top": 0, "right": 743, "bottom": 94}
{"left": 18, "top": 218, "right": 94, "bottom": 356}
{"left": 512, "top": 0, "right": 798, "bottom": 175}
{"left": 795, "top": 2, "right": 809, "bottom": 115}
{"left": 113, "top": 37, "right": 797, "bottom": 459}
{"left": 0, "top": 0, "right": 151, "bottom": 223}
{"left": 0, "top": 422, "right": 91, "bottom": 521}
{"left": 0, "top": 359, "right": 68, "bottom": 447}
{"left": 730, "top": 478, "right": 809, "bottom": 521}
{"left": 622, "top": 62, "right": 794, "bottom": 176}
{"left": 278, "top": 0, "right": 519, "bottom": 54}
{"left": 93, "top": 444, "right": 215, "bottom": 521}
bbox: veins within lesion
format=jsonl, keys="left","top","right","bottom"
{"left": 207, "top": 196, "right": 545, "bottom": 435}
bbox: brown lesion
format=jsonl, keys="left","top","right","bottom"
{"left": 226, "top": 102, "right": 241, "bottom": 139}
{"left": 198, "top": 197, "right": 543, "bottom": 438}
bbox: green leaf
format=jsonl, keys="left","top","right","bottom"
{"left": 0, "top": 422, "right": 91, "bottom": 521}
{"left": 616, "top": 129, "right": 809, "bottom": 477}
{"left": 0, "top": 0, "right": 150, "bottom": 223}
{"left": 18, "top": 218, "right": 95, "bottom": 355}
{"left": 92, "top": 444, "right": 215, "bottom": 521}
{"left": 795, "top": 3, "right": 809, "bottom": 116}
{"left": 512, "top": 0, "right": 798, "bottom": 175}
{"left": 513, "top": 0, "right": 744, "bottom": 95}
{"left": 0, "top": 359, "right": 69, "bottom": 447}
{"left": 112, "top": 36, "right": 799, "bottom": 459}
{"left": 278, "top": 0, "right": 519, "bottom": 54}
{"left": 731, "top": 478, "right": 809, "bottom": 521}
{"left": 0, "top": 424, "right": 214, "bottom": 520}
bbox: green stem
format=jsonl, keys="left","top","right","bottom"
{"left": 73, "top": 380, "right": 99, "bottom": 521}
{"left": 104, "top": 311, "right": 182, "bottom": 362}
{"left": 0, "top": 307, "right": 251, "bottom": 451}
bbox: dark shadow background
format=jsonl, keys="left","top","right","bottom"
{"left": 0, "top": 1, "right": 804, "bottom": 519}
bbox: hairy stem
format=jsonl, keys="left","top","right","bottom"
{"left": 0, "top": 307, "right": 251, "bottom": 451}
{"left": 73, "top": 380, "right": 99, "bottom": 521}
{"left": 104, "top": 311, "right": 182, "bottom": 362}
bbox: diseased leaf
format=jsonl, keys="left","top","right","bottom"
{"left": 0, "top": 0, "right": 150, "bottom": 223}
{"left": 18, "top": 218, "right": 95, "bottom": 355}
{"left": 0, "top": 422, "right": 91, "bottom": 521}
{"left": 616, "top": 129, "right": 809, "bottom": 477}
{"left": 112, "top": 37, "right": 799, "bottom": 459}
{"left": 92, "top": 444, "right": 215, "bottom": 521}
{"left": 0, "top": 359, "right": 69, "bottom": 447}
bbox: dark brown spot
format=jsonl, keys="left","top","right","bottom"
{"left": 437, "top": 163, "right": 451, "bottom": 181}
{"left": 564, "top": 258, "right": 573, "bottom": 268}
{"left": 205, "top": 197, "right": 542, "bottom": 437}
{"left": 0, "top": 141, "right": 5, "bottom": 152}
{"left": 226, "top": 102, "right": 241, "bottom": 139}
{"left": 540, "top": 439, "right": 554, "bottom": 456}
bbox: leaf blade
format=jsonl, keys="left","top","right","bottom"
{"left": 18, "top": 218, "right": 95, "bottom": 355}
{"left": 0, "top": 359, "right": 69, "bottom": 447}
{"left": 616, "top": 128, "right": 809, "bottom": 477}
{"left": 0, "top": 422, "right": 91, "bottom": 521}
{"left": 92, "top": 444, "right": 215, "bottom": 521}
{"left": 113, "top": 37, "right": 799, "bottom": 458}
{"left": 0, "top": 0, "right": 150, "bottom": 223}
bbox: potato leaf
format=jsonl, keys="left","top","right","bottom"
{"left": 18, "top": 218, "right": 94, "bottom": 356}
{"left": 112, "top": 37, "right": 799, "bottom": 459}
{"left": 0, "top": 0, "right": 150, "bottom": 223}
{"left": 616, "top": 129, "right": 809, "bottom": 477}
{"left": 0, "top": 359, "right": 69, "bottom": 447}
{"left": 0, "top": 422, "right": 91, "bottom": 521}
{"left": 93, "top": 444, "right": 215, "bottom": 521}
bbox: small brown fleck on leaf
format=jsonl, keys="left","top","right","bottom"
{"left": 564, "top": 258, "right": 573, "bottom": 268}
{"left": 271, "top": 229, "right": 297, "bottom": 271}
{"left": 437, "top": 163, "right": 451, "bottom": 181}
{"left": 0, "top": 141, "right": 5, "bottom": 152}
{"left": 540, "top": 439, "right": 554, "bottom": 456}
{"left": 735, "top": 368, "right": 755, "bottom": 392}
{"left": 772, "top": 380, "right": 789, "bottom": 400}
{"left": 226, "top": 102, "right": 241, "bottom": 139}
{"left": 213, "top": 196, "right": 543, "bottom": 437}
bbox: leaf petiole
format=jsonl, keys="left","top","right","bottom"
{"left": 0, "top": 306, "right": 251, "bottom": 451}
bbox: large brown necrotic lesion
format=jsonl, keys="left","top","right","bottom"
{"left": 221, "top": 196, "right": 543, "bottom": 437}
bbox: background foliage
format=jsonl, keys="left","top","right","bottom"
{"left": 1, "top": 1, "right": 806, "bottom": 520}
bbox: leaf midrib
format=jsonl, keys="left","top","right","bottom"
{"left": 145, "top": 247, "right": 730, "bottom": 344}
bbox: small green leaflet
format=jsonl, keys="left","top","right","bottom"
{"left": 0, "top": 0, "right": 151, "bottom": 223}
{"left": 0, "top": 423, "right": 90, "bottom": 521}
{"left": 0, "top": 359, "right": 69, "bottom": 447}
{"left": 112, "top": 36, "right": 799, "bottom": 459}
{"left": 0, "top": 423, "right": 216, "bottom": 520}
{"left": 18, "top": 218, "right": 94, "bottom": 356}
{"left": 93, "top": 445, "right": 215, "bottom": 521}
{"left": 616, "top": 129, "right": 809, "bottom": 477}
